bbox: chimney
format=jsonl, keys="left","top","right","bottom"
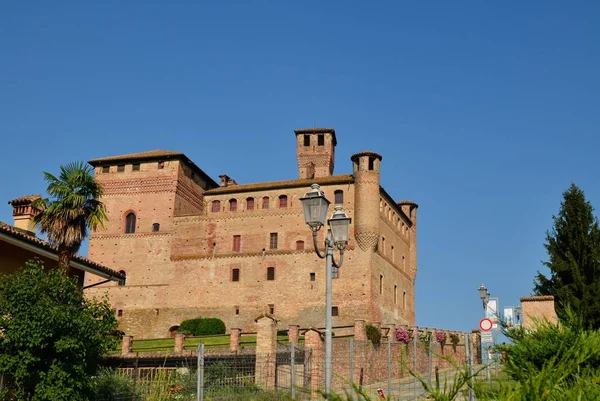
{"left": 8, "top": 195, "right": 41, "bottom": 235}
{"left": 219, "top": 174, "right": 238, "bottom": 187}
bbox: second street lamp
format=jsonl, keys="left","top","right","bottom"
{"left": 299, "top": 184, "right": 351, "bottom": 398}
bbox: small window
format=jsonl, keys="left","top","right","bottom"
{"left": 229, "top": 199, "right": 237, "bottom": 212}
{"left": 267, "top": 267, "right": 275, "bottom": 280}
{"left": 117, "top": 309, "right": 123, "bottom": 317}
{"left": 118, "top": 270, "right": 126, "bottom": 286}
{"left": 394, "top": 285, "right": 398, "bottom": 304}
{"left": 303, "top": 134, "right": 310, "bottom": 146}
{"left": 232, "top": 268, "right": 240, "bottom": 282}
{"left": 296, "top": 240, "right": 304, "bottom": 250}
{"left": 233, "top": 235, "right": 241, "bottom": 252}
{"left": 211, "top": 200, "right": 221, "bottom": 213}
{"left": 152, "top": 223, "right": 160, "bottom": 232}
{"left": 235, "top": 306, "right": 240, "bottom": 315}
{"left": 132, "top": 163, "right": 140, "bottom": 171}
{"left": 318, "top": 134, "right": 325, "bottom": 146}
{"left": 310, "top": 272, "right": 316, "bottom": 281}
{"left": 391, "top": 245, "right": 395, "bottom": 262}
{"left": 381, "top": 237, "right": 385, "bottom": 255}
{"left": 262, "top": 196, "right": 270, "bottom": 209}
{"left": 402, "top": 256, "right": 406, "bottom": 270}
{"left": 102, "top": 166, "right": 110, "bottom": 173}
{"left": 368, "top": 157, "right": 375, "bottom": 171}
{"left": 334, "top": 190, "right": 343, "bottom": 204}
{"left": 125, "top": 213, "right": 136, "bottom": 234}
{"left": 246, "top": 197, "right": 254, "bottom": 211}
{"left": 403, "top": 291, "right": 407, "bottom": 310}
{"left": 332, "top": 306, "right": 339, "bottom": 317}
{"left": 268, "top": 304, "right": 275, "bottom": 314}
{"left": 269, "top": 233, "right": 278, "bottom": 249}
{"left": 279, "top": 195, "right": 288, "bottom": 208}
{"left": 117, "top": 164, "right": 125, "bottom": 173}
{"left": 379, "top": 274, "right": 383, "bottom": 295}
{"left": 158, "top": 161, "right": 165, "bottom": 169}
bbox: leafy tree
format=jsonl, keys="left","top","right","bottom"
{"left": 33, "top": 161, "right": 107, "bottom": 274}
{"left": 0, "top": 259, "right": 118, "bottom": 401}
{"left": 534, "top": 183, "right": 600, "bottom": 328}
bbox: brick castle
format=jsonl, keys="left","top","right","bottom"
{"left": 84, "top": 128, "right": 418, "bottom": 338}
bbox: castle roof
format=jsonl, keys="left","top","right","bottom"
{"left": 294, "top": 128, "right": 337, "bottom": 146}
{"left": 0, "top": 221, "right": 125, "bottom": 283}
{"left": 88, "top": 150, "right": 219, "bottom": 189}
{"left": 350, "top": 150, "right": 383, "bottom": 161}
{"left": 204, "top": 174, "right": 354, "bottom": 195}
{"left": 8, "top": 194, "right": 41, "bottom": 206}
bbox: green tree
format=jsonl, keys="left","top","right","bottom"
{"left": 33, "top": 161, "right": 107, "bottom": 274}
{"left": 0, "top": 259, "right": 118, "bottom": 401}
{"left": 534, "top": 183, "right": 600, "bottom": 329}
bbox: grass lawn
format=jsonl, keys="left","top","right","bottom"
{"left": 129, "top": 335, "right": 295, "bottom": 353}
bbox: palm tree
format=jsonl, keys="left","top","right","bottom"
{"left": 33, "top": 161, "right": 107, "bottom": 275}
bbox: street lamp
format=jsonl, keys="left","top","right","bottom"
{"left": 300, "top": 184, "right": 351, "bottom": 397}
{"left": 514, "top": 305, "right": 522, "bottom": 326}
{"left": 478, "top": 284, "right": 490, "bottom": 315}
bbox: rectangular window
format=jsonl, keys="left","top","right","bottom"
{"left": 102, "top": 166, "right": 110, "bottom": 173}
{"left": 117, "top": 164, "right": 125, "bottom": 172}
{"left": 379, "top": 274, "right": 383, "bottom": 295}
{"left": 246, "top": 198, "right": 254, "bottom": 210}
{"left": 132, "top": 163, "right": 140, "bottom": 171}
{"left": 310, "top": 272, "right": 316, "bottom": 281}
{"left": 268, "top": 304, "right": 275, "bottom": 314}
{"left": 303, "top": 134, "right": 310, "bottom": 146}
{"left": 262, "top": 197, "right": 269, "bottom": 209}
{"left": 318, "top": 134, "right": 325, "bottom": 146}
{"left": 233, "top": 235, "right": 241, "bottom": 252}
{"left": 232, "top": 268, "right": 240, "bottom": 282}
{"left": 296, "top": 240, "right": 305, "bottom": 250}
{"left": 267, "top": 267, "right": 275, "bottom": 280}
{"left": 381, "top": 237, "right": 385, "bottom": 255}
{"left": 152, "top": 223, "right": 160, "bottom": 232}
{"left": 158, "top": 161, "right": 165, "bottom": 169}
{"left": 332, "top": 306, "right": 339, "bottom": 316}
{"left": 235, "top": 306, "right": 240, "bottom": 315}
{"left": 403, "top": 291, "right": 407, "bottom": 310}
{"left": 394, "top": 285, "right": 398, "bottom": 304}
{"left": 391, "top": 245, "right": 395, "bottom": 262}
{"left": 334, "top": 190, "right": 343, "bottom": 204}
{"left": 269, "top": 233, "right": 278, "bottom": 249}
{"left": 117, "top": 309, "right": 123, "bottom": 317}
{"left": 368, "top": 157, "right": 375, "bottom": 171}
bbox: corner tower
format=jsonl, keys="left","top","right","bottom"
{"left": 294, "top": 128, "right": 337, "bottom": 179}
{"left": 351, "top": 151, "right": 383, "bottom": 251}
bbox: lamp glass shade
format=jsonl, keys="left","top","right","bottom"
{"left": 478, "top": 285, "right": 488, "bottom": 301}
{"left": 329, "top": 206, "right": 351, "bottom": 244}
{"left": 300, "top": 185, "right": 330, "bottom": 229}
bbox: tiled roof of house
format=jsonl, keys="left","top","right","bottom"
{"left": 294, "top": 128, "right": 337, "bottom": 146}
{"left": 88, "top": 150, "right": 184, "bottom": 164}
{"left": 204, "top": 174, "right": 354, "bottom": 195}
{"left": 8, "top": 194, "right": 41, "bottom": 206}
{"left": 520, "top": 295, "right": 555, "bottom": 302}
{"left": 0, "top": 221, "right": 125, "bottom": 281}
{"left": 350, "top": 150, "right": 383, "bottom": 161}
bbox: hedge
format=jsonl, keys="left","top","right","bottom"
{"left": 178, "top": 317, "right": 226, "bottom": 336}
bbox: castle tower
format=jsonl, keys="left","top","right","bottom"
{"left": 398, "top": 200, "right": 419, "bottom": 276}
{"left": 351, "top": 151, "right": 383, "bottom": 251}
{"left": 8, "top": 195, "right": 41, "bottom": 235}
{"left": 294, "top": 128, "right": 337, "bottom": 179}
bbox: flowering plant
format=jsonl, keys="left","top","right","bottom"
{"left": 435, "top": 331, "right": 447, "bottom": 344}
{"left": 395, "top": 328, "right": 410, "bottom": 344}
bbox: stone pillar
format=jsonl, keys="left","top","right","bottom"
{"left": 354, "top": 319, "right": 367, "bottom": 342}
{"left": 230, "top": 328, "right": 241, "bottom": 352}
{"left": 255, "top": 314, "right": 278, "bottom": 390}
{"left": 304, "top": 328, "right": 324, "bottom": 399}
{"left": 288, "top": 325, "right": 300, "bottom": 344}
{"left": 174, "top": 333, "right": 185, "bottom": 353}
{"left": 121, "top": 335, "right": 133, "bottom": 355}
{"left": 470, "top": 330, "right": 482, "bottom": 364}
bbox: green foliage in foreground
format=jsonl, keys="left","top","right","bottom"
{"left": 0, "top": 259, "right": 118, "bottom": 401}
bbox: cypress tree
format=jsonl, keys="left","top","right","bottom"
{"left": 534, "top": 183, "right": 600, "bottom": 329}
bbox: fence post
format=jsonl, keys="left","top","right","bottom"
{"left": 387, "top": 334, "right": 392, "bottom": 399}
{"left": 304, "top": 327, "right": 324, "bottom": 400}
{"left": 290, "top": 341, "right": 296, "bottom": 400}
{"left": 174, "top": 332, "right": 185, "bottom": 353}
{"left": 465, "top": 333, "right": 473, "bottom": 401}
{"left": 197, "top": 343, "right": 204, "bottom": 401}
{"left": 255, "top": 314, "right": 278, "bottom": 390}
{"left": 230, "top": 328, "right": 241, "bottom": 352}
{"left": 412, "top": 327, "right": 418, "bottom": 401}
{"left": 428, "top": 330, "right": 433, "bottom": 387}
{"left": 288, "top": 325, "right": 300, "bottom": 344}
{"left": 121, "top": 335, "right": 133, "bottom": 355}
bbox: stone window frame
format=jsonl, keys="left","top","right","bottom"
{"left": 124, "top": 211, "right": 136, "bottom": 234}
{"left": 211, "top": 200, "right": 221, "bottom": 213}
{"left": 278, "top": 195, "right": 288, "bottom": 208}
{"left": 229, "top": 198, "right": 237, "bottom": 212}
{"left": 262, "top": 196, "right": 270, "bottom": 210}
{"left": 246, "top": 197, "right": 255, "bottom": 211}
{"left": 269, "top": 233, "right": 278, "bottom": 249}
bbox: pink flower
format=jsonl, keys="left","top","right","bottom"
{"left": 395, "top": 328, "right": 410, "bottom": 344}
{"left": 435, "top": 331, "right": 447, "bottom": 344}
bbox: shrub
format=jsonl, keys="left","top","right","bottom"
{"left": 396, "top": 327, "right": 411, "bottom": 344}
{"left": 435, "top": 331, "right": 447, "bottom": 344}
{"left": 179, "top": 317, "right": 226, "bottom": 336}
{"left": 365, "top": 324, "right": 381, "bottom": 345}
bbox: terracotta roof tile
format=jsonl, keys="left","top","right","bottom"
{"left": 520, "top": 295, "right": 555, "bottom": 302}
{"left": 8, "top": 194, "right": 41, "bottom": 206}
{"left": 88, "top": 150, "right": 183, "bottom": 164}
{"left": 350, "top": 151, "right": 383, "bottom": 161}
{"left": 204, "top": 174, "right": 354, "bottom": 195}
{"left": 0, "top": 221, "right": 124, "bottom": 281}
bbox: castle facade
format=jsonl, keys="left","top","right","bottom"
{"left": 84, "top": 128, "right": 418, "bottom": 338}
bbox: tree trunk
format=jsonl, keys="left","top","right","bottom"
{"left": 58, "top": 249, "right": 73, "bottom": 277}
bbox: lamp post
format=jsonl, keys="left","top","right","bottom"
{"left": 478, "top": 284, "right": 490, "bottom": 316}
{"left": 514, "top": 305, "right": 522, "bottom": 326}
{"left": 300, "top": 184, "right": 351, "bottom": 397}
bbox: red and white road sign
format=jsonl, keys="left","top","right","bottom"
{"left": 480, "top": 318, "right": 493, "bottom": 332}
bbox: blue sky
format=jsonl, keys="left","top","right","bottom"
{"left": 1, "top": 1, "right": 599, "bottom": 332}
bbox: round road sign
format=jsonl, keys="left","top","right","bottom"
{"left": 480, "top": 318, "right": 493, "bottom": 332}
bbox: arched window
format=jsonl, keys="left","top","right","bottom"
{"left": 229, "top": 198, "right": 237, "bottom": 212}
{"left": 211, "top": 200, "right": 221, "bottom": 213}
{"left": 334, "top": 190, "right": 344, "bottom": 204}
{"left": 296, "top": 240, "right": 305, "bottom": 250}
{"left": 152, "top": 223, "right": 160, "bottom": 232}
{"left": 246, "top": 197, "right": 254, "bottom": 211}
{"left": 279, "top": 195, "right": 288, "bottom": 208}
{"left": 262, "top": 196, "right": 270, "bottom": 210}
{"left": 125, "top": 213, "right": 136, "bottom": 234}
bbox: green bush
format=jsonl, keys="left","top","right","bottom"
{"left": 365, "top": 324, "right": 381, "bottom": 346}
{"left": 179, "top": 317, "right": 226, "bottom": 336}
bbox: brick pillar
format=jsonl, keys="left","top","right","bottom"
{"left": 354, "top": 319, "right": 367, "bottom": 341}
{"left": 470, "top": 330, "right": 482, "bottom": 364}
{"left": 386, "top": 324, "right": 397, "bottom": 342}
{"left": 255, "top": 314, "right": 278, "bottom": 389}
{"left": 121, "top": 335, "right": 133, "bottom": 355}
{"left": 230, "top": 328, "right": 241, "bottom": 352}
{"left": 174, "top": 333, "right": 185, "bottom": 353}
{"left": 288, "top": 325, "right": 300, "bottom": 344}
{"left": 304, "top": 328, "right": 324, "bottom": 399}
